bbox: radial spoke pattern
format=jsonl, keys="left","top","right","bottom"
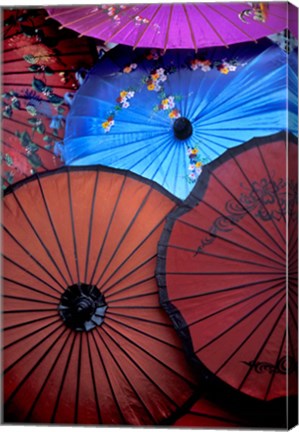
{"left": 62, "top": 40, "right": 294, "bottom": 200}
{"left": 157, "top": 132, "right": 298, "bottom": 401}
{"left": 46, "top": 3, "right": 297, "bottom": 50}
{"left": 3, "top": 166, "right": 198, "bottom": 425}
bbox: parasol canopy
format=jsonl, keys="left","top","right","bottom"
{"left": 46, "top": 3, "right": 298, "bottom": 51}
{"left": 2, "top": 8, "right": 97, "bottom": 189}
{"left": 60, "top": 39, "right": 296, "bottom": 200}
{"left": 156, "top": 131, "right": 298, "bottom": 401}
{"left": 2, "top": 166, "right": 198, "bottom": 425}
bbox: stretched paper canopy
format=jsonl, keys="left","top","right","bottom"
{"left": 2, "top": 8, "right": 97, "bottom": 188}
{"left": 47, "top": 3, "right": 298, "bottom": 50}
{"left": 62, "top": 40, "right": 296, "bottom": 199}
{"left": 3, "top": 166, "right": 199, "bottom": 425}
{"left": 157, "top": 131, "right": 298, "bottom": 401}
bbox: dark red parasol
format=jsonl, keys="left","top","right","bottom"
{"left": 2, "top": 166, "right": 199, "bottom": 425}
{"left": 2, "top": 8, "right": 97, "bottom": 189}
{"left": 157, "top": 131, "right": 298, "bottom": 402}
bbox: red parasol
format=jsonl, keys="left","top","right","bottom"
{"left": 2, "top": 8, "right": 97, "bottom": 189}
{"left": 157, "top": 131, "right": 298, "bottom": 402}
{"left": 2, "top": 166, "right": 198, "bottom": 425}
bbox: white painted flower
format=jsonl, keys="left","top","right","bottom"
{"left": 188, "top": 164, "right": 195, "bottom": 171}
{"left": 122, "top": 101, "right": 130, "bottom": 108}
{"left": 127, "top": 91, "right": 135, "bottom": 99}
{"left": 201, "top": 65, "right": 211, "bottom": 72}
{"left": 228, "top": 64, "right": 237, "bottom": 71}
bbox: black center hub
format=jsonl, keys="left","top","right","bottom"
{"left": 59, "top": 283, "right": 107, "bottom": 332}
{"left": 173, "top": 117, "right": 193, "bottom": 140}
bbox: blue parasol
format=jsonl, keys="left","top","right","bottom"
{"left": 61, "top": 39, "right": 297, "bottom": 199}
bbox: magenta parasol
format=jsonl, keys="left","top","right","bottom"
{"left": 46, "top": 3, "right": 297, "bottom": 51}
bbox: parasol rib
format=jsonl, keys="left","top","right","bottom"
{"left": 95, "top": 188, "right": 154, "bottom": 287}
{"left": 25, "top": 329, "right": 73, "bottom": 422}
{"left": 206, "top": 3, "right": 258, "bottom": 43}
{"left": 90, "top": 330, "right": 126, "bottom": 424}
{"left": 102, "top": 5, "right": 149, "bottom": 43}
{"left": 209, "top": 169, "right": 286, "bottom": 255}
{"left": 193, "top": 3, "right": 229, "bottom": 48}
{"left": 3, "top": 255, "right": 62, "bottom": 295}
{"left": 182, "top": 4, "right": 198, "bottom": 52}
{"left": 3, "top": 277, "right": 60, "bottom": 301}
{"left": 188, "top": 282, "right": 284, "bottom": 328}
{"left": 5, "top": 326, "right": 68, "bottom": 411}
{"left": 104, "top": 321, "right": 195, "bottom": 388}
{"left": 83, "top": 171, "right": 99, "bottom": 283}
{"left": 3, "top": 313, "right": 58, "bottom": 332}
{"left": 96, "top": 327, "right": 157, "bottom": 424}
{"left": 101, "top": 255, "right": 157, "bottom": 296}
{"left": 105, "top": 276, "right": 155, "bottom": 301}
{"left": 214, "top": 299, "right": 285, "bottom": 378}
{"left": 99, "top": 214, "right": 174, "bottom": 294}
{"left": 102, "top": 324, "right": 181, "bottom": 408}
{"left": 106, "top": 314, "right": 180, "bottom": 350}
{"left": 37, "top": 175, "right": 74, "bottom": 285}
{"left": 265, "top": 331, "right": 286, "bottom": 400}
{"left": 169, "top": 276, "right": 285, "bottom": 303}
{"left": 51, "top": 332, "right": 77, "bottom": 423}
{"left": 89, "top": 176, "right": 127, "bottom": 286}
{"left": 3, "top": 225, "right": 67, "bottom": 289}
{"left": 67, "top": 170, "right": 81, "bottom": 285}
{"left": 74, "top": 333, "right": 83, "bottom": 424}
{"left": 4, "top": 322, "right": 65, "bottom": 376}
{"left": 166, "top": 243, "right": 282, "bottom": 271}
{"left": 133, "top": 5, "right": 162, "bottom": 50}
{"left": 195, "top": 289, "right": 285, "bottom": 354}
{"left": 86, "top": 333, "right": 102, "bottom": 423}
{"left": 3, "top": 317, "right": 61, "bottom": 351}
{"left": 238, "top": 304, "right": 285, "bottom": 397}
{"left": 173, "top": 218, "right": 284, "bottom": 268}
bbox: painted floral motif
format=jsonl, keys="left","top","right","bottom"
{"left": 100, "top": 4, "right": 127, "bottom": 21}
{"left": 154, "top": 96, "right": 181, "bottom": 119}
{"left": 190, "top": 57, "right": 243, "bottom": 74}
{"left": 2, "top": 8, "right": 96, "bottom": 189}
{"left": 123, "top": 63, "right": 138, "bottom": 74}
{"left": 102, "top": 90, "right": 135, "bottom": 132}
{"left": 186, "top": 147, "right": 207, "bottom": 183}
{"left": 239, "top": 2, "right": 268, "bottom": 23}
{"left": 102, "top": 116, "right": 115, "bottom": 133}
{"left": 134, "top": 15, "right": 150, "bottom": 25}
{"left": 146, "top": 67, "right": 168, "bottom": 92}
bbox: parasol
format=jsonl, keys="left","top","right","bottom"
{"left": 2, "top": 8, "right": 97, "bottom": 189}
{"left": 60, "top": 39, "right": 296, "bottom": 199}
{"left": 2, "top": 166, "right": 199, "bottom": 425}
{"left": 156, "top": 131, "right": 298, "bottom": 401}
{"left": 46, "top": 3, "right": 298, "bottom": 51}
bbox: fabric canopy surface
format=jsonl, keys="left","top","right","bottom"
{"left": 3, "top": 166, "right": 199, "bottom": 425}
{"left": 2, "top": 8, "right": 97, "bottom": 189}
{"left": 61, "top": 40, "right": 296, "bottom": 200}
{"left": 157, "top": 131, "right": 298, "bottom": 401}
{"left": 46, "top": 3, "right": 298, "bottom": 50}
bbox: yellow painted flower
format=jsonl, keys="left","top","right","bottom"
{"left": 120, "top": 90, "right": 128, "bottom": 98}
{"left": 220, "top": 67, "right": 229, "bottom": 74}
{"left": 147, "top": 83, "right": 155, "bottom": 91}
{"left": 162, "top": 98, "right": 169, "bottom": 105}
{"left": 123, "top": 66, "right": 132, "bottom": 73}
{"left": 191, "top": 148, "right": 199, "bottom": 155}
{"left": 195, "top": 161, "right": 202, "bottom": 167}
{"left": 102, "top": 121, "right": 110, "bottom": 129}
